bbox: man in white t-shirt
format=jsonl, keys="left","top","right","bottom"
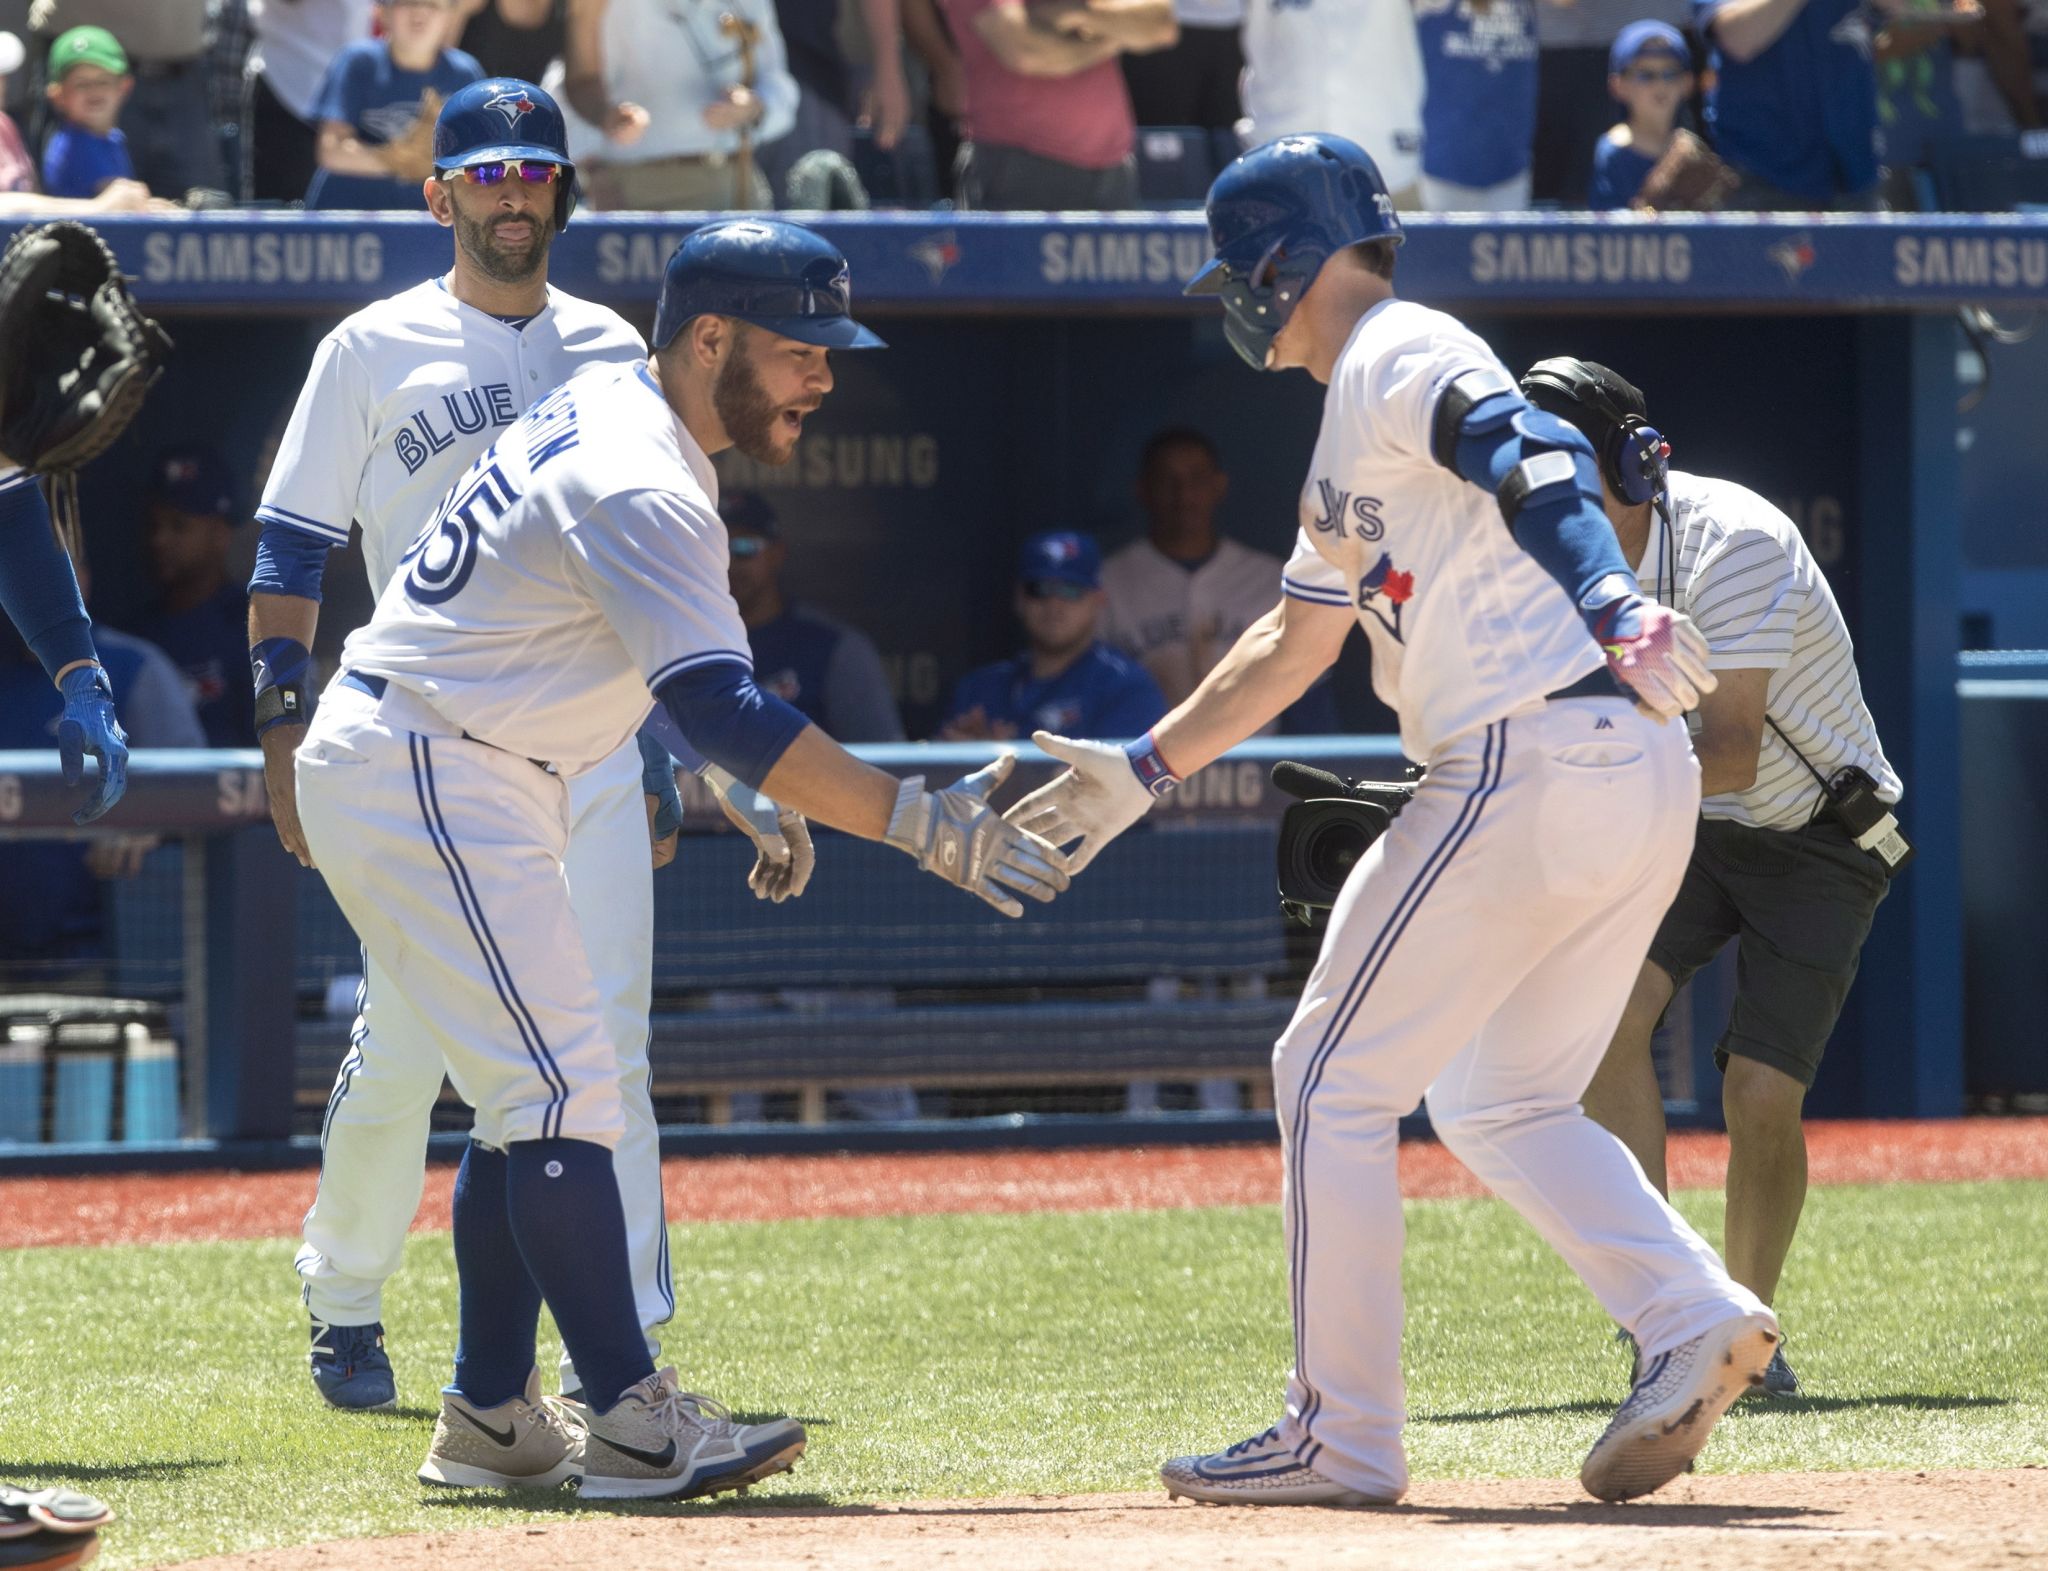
{"left": 1238, "top": 0, "right": 1424, "bottom": 202}
{"left": 246, "top": 0, "right": 373, "bottom": 200}
{"left": 1523, "top": 358, "right": 1901, "bottom": 1403}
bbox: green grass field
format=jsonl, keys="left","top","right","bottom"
{"left": 3, "top": 1179, "right": 2043, "bottom": 1570}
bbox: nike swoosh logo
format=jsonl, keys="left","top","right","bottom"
{"left": 596, "top": 1434, "right": 678, "bottom": 1470}
{"left": 453, "top": 1407, "right": 519, "bottom": 1448}
{"left": 1659, "top": 1399, "right": 1705, "bottom": 1436}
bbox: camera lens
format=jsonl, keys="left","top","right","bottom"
{"left": 1277, "top": 798, "right": 1393, "bottom": 911}
{"left": 1304, "top": 814, "right": 1375, "bottom": 888}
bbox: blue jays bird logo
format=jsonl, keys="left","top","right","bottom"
{"left": 484, "top": 87, "right": 538, "bottom": 128}
{"left": 909, "top": 231, "right": 961, "bottom": 284}
{"left": 1356, "top": 551, "right": 1414, "bottom": 641}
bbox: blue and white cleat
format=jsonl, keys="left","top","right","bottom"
{"left": 1161, "top": 1425, "right": 1392, "bottom": 1507}
{"left": 309, "top": 1318, "right": 398, "bottom": 1411}
{"left": 1581, "top": 1310, "right": 1780, "bottom": 1502}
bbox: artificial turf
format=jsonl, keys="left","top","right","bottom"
{"left": 2, "top": 1178, "right": 2041, "bottom": 1569}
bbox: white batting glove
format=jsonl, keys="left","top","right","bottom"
{"left": 883, "top": 753, "right": 1070, "bottom": 918}
{"left": 702, "top": 763, "right": 816, "bottom": 903}
{"left": 1003, "top": 730, "right": 1172, "bottom": 875}
{"left": 1591, "top": 599, "right": 1717, "bottom": 722}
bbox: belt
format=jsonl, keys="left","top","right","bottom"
{"left": 340, "top": 670, "right": 552, "bottom": 770}
{"left": 1545, "top": 667, "right": 1628, "bottom": 703}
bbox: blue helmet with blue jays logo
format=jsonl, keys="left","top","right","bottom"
{"left": 1184, "top": 134, "right": 1403, "bottom": 371}
{"left": 652, "top": 218, "right": 886, "bottom": 353}
{"left": 433, "top": 77, "right": 578, "bottom": 228}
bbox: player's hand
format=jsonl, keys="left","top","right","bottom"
{"left": 56, "top": 664, "right": 127, "bottom": 826}
{"left": 860, "top": 58, "right": 911, "bottom": 150}
{"left": 707, "top": 765, "right": 816, "bottom": 902}
{"left": 702, "top": 87, "right": 764, "bottom": 130}
{"left": 1591, "top": 598, "right": 1717, "bottom": 722}
{"left": 1004, "top": 730, "right": 1158, "bottom": 875}
{"left": 261, "top": 722, "right": 313, "bottom": 867}
{"left": 639, "top": 729, "right": 685, "bottom": 869}
{"left": 884, "top": 753, "right": 1070, "bottom": 918}
{"left": 604, "top": 101, "right": 651, "bottom": 144}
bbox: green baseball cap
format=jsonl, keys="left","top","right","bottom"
{"left": 48, "top": 25, "right": 128, "bottom": 80}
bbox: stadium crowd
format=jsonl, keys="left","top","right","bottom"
{"left": 0, "top": 0, "right": 2040, "bottom": 217}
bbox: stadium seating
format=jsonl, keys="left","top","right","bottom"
{"left": 1135, "top": 128, "right": 1216, "bottom": 207}
{"left": 1929, "top": 132, "right": 2048, "bottom": 213}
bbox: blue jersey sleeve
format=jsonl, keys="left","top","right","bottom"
{"left": 0, "top": 472, "right": 96, "bottom": 678}
{"left": 1088, "top": 662, "right": 1168, "bottom": 741}
{"left": 248, "top": 520, "right": 335, "bottom": 602}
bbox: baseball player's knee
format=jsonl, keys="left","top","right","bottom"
{"left": 1425, "top": 1092, "right": 1576, "bottom": 1153}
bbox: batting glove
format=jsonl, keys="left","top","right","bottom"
{"left": 56, "top": 664, "right": 126, "bottom": 825}
{"left": 1590, "top": 597, "right": 1717, "bottom": 722}
{"left": 637, "top": 728, "right": 685, "bottom": 840}
{"left": 703, "top": 763, "right": 815, "bottom": 903}
{"left": 1004, "top": 730, "right": 1173, "bottom": 875}
{"left": 883, "top": 752, "right": 1070, "bottom": 918}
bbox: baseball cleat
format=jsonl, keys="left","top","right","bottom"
{"left": 419, "top": 1368, "right": 583, "bottom": 1490}
{"left": 578, "top": 1368, "right": 806, "bottom": 1501}
{"left": 308, "top": 1318, "right": 397, "bottom": 1411}
{"left": 1756, "top": 1343, "right": 1800, "bottom": 1399}
{"left": 1161, "top": 1425, "right": 1392, "bottom": 1507}
{"left": 1580, "top": 1309, "right": 1780, "bottom": 1502}
{"left": 0, "top": 1486, "right": 113, "bottom": 1571}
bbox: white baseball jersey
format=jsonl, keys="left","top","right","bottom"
{"left": 1100, "top": 536, "right": 1288, "bottom": 709}
{"left": 1278, "top": 297, "right": 1603, "bottom": 763}
{"left": 256, "top": 279, "right": 646, "bottom": 595}
{"left": 1240, "top": 0, "right": 1425, "bottom": 193}
{"left": 1635, "top": 471, "right": 1900, "bottom": 830}
{"left": 342, "top": 361, "right": 750, "bottom": 778}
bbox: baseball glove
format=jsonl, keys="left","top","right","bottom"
{"left": 380, "top": 88, "right": 445, "bottom": 185}
{"left": 1632, "top": 129, "right": 1740, "bottom": 213}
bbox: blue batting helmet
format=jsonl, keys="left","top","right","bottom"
{"left": 433, "top": 77, "right": 577, "bottom": 229}
{"left": 652, "top": 219, "right": 885, "bottom": 353}
{"left": 1185, "top": 134, "right": 1403, "bottom": 371}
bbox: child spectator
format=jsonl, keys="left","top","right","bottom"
{"left": 0, "top": 33, "right": 32, "bottom": 194}
{"left": 40, "top": 25, "right": 136, "bottom": 199}
{"left": 1416, "top": 0, "right": 1545, "bottom": 211}
{"left": 1588, "top": 20, "right": 1693, "bottom": 208}
{"left": 306, "top": 0, "right": 484, "bottom": 210}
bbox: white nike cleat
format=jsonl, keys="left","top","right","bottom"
{"left": 578, "top": 1367, "right": 806, "bottom": 1501}
{"left": 418, "top": 1368, "right": 582, "bottom": 1490}
{"left": 1161, "top": 1425, "right": 1394, "bottom": 1507}
{"left": 1581, "top": 1309, "right": 1780, "bottom": 1502}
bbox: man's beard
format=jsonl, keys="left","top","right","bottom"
{"left": 713, "top": 337, "right": 800, "bottom": 465}
{"left": 454, "top": 204, "right": 553, "bottom": 285}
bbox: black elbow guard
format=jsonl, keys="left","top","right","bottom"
{"left": 1428, "top": 365, "right": 1520, "bottom": 471}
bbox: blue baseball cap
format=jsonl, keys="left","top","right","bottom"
{"left": 1609, "top": 21, "right": 1689, "bottom": 75}
{"left": 148, "top": 445, "right": 236, "bottom": 521}
{"left": 1018, "top": 531, "right": 1100, "bottom": 589}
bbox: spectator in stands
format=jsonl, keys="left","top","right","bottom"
{"left": 0, "top": 29, "right": 40, "bottom": 191}
{"left": 246, "top": 0, "right": 374, "bottom": 203}
{"left": 0, "top": 24, "right": 158, "bottom": 210}
{"left": 1588, "top": 20, "right": 1695, "bottom": 208}
{"left": 941, "top": 0, "right": 1176, "bottom": 209}
{"left": 1946, "top": 0, "right": 2040, "bottom": 133}
{"left": 558, "top": 0, "right": 797, "bottom": 210}
{"left": 937, "top": 530, "right": 1165, "bottom": 742}
{"left": 725, "top": 490, "right": 905, "bottom": 743}
{"left": 306, "top": 0, "right": 483, "bottom": 210}
{"left": 1697, "top": 0, "right": 1885, "bottom": 209}
{"left": 1240, "top": 0, "right": 1423, "bottom": 206}
{"left": 39, "top": 24, "right": 139, "bottom": 198}
{"left": 757, "top": 0, "right": 912, "bottom": 203}
{"left": 1415, "top": 0, "right": 1547, "bottom": 211}
{"left": 132, "top": 447, "right": 255, "bottom": 749}
{"left": 1120, "top": 0, "right": 1240, "bottom": 131}
{"left": 1531, "top": 0, "right": 1688, "bottom": 202}
{"left": 451, "top": 0, "right": 564, "bottom": 82}
{"left": 28, "top": 0, "right": 220, "bottom": 198}
{"left": 901, "top": 0, "right": 966, "bottom": 196}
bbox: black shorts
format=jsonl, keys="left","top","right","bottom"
{"left": 1647, "top": 816, "right": 1890, "bottom": 1088}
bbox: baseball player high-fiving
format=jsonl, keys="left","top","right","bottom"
{"left": 293, "top": 218, "right": 1068, "bottom": 1497}
{"left": 246, "top": 79, "right": 709, "bottom": 1417}
{"left": 1008, "top": 134, "right": 1778, "bottom": 1507}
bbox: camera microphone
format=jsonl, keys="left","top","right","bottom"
{"left": 1271, "top": 761, "right": 1352, "bottom": 802}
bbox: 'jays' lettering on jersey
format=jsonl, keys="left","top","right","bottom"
{"left": 341, "top": 361, "right": 751, "bottom": 777}
{"left": 1280, "top": 297, "right": 1603, "bottom": 761}
{"left": 256, "top": 280, "right": 645, "bottom": 593}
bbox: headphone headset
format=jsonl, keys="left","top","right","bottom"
{"left": 1519, "top": 357, "right": 1670, "bottom": 507}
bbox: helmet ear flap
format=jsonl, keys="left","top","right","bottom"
{"left": 556, "top": 169, "right": 577, "bottom": 229}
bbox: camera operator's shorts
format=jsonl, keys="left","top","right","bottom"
{"left": 1647, "top": 816, "right": 1890, "bottom": 1087}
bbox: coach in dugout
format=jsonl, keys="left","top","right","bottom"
{"left": 1521, "top": 357, "right": 1903, "bottom": 1400}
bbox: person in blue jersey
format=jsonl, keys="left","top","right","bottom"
{"left": 724, "top": 490, "right": 906, "bottom": 743}
{"left": 1414, "top": 0, "right": 1549, "bottom": 212}
{"left": 939, "top": 531, "right": 1167, "bottom": 743}
{"left": 1697, "top": 0, "right": 1885, "bottom": 209}
{"left": 1589, "top": 22, "right": 1696, "bottom": 209}
{"left": 307, "top": 0, "right": 486, "bottom": 211}
{"left": 132, "top": 447, "right": 254, "bottom": 748}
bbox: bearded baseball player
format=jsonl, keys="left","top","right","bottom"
{"left": 1008, "top": 134, "right": 1779, "bottom": 1506}
{"left": 291, "top": 217, "right": 1067, "bottom": 1495}
{"left": 247, "top": 78, "right": 798, "bottom": 1418}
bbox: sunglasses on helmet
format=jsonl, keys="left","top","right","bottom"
{"left": 442, "top": 160, "right": 564, "bottom": 188}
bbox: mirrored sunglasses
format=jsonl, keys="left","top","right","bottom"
{"left": 1021, "top": 579, "right": 1091, "bottom": 601}
{"left": 444, "top": 160, "right": 563, "bottom": 188}
{"left": 728, "top": 535, "right": 771, "bottom": 559}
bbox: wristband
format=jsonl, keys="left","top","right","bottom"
{"left": 251, "top": 637, "right": 312, "bottom": 736}
{"left": 1124, "top": 732, "right": 1181, "bottom": 799}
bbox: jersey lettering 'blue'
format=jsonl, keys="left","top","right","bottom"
{"left": 393, "top": 382, "right": 519, "bottom": 476}
{"left": 399, "top": 460, "right": 520, "bottom": 606}
{"left": 524, "top": 383, "right": 582, "bottom": 473}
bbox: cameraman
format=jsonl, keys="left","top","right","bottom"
{"left": 1521, "top": 358, "right": 1901, "bottom": 1399}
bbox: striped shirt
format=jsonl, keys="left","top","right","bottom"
{"left": 1634, "top": 471, "right": 1900, "bottom": 830}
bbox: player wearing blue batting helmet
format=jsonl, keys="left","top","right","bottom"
{"left": 1185, "top": 134, "right": 1403, "bottom": 372}
{"left": 433, "top": 77, "right": 578, "bottom": 231}
{"left": 652, "top": 219, "right": 885, "bottom": 353}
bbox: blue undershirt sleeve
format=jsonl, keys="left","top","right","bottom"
{"left": 655, "top": 658, "right": 812, "bottom": 790}
{"left": 248, "top": 520, "right": 335, "bottom": 602}
{"left": 0, "top": 473, "right": 97, "bottom": 679}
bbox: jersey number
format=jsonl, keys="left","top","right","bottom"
{"left": 399, "top": 461, "right": 520, "bottom": 606}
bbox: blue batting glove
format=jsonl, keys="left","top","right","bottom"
{"left": 637, "top": 726, "right": 683, "bottom": 840}
{"left": 57, "top": 664, "right": 128, "bottom": 825}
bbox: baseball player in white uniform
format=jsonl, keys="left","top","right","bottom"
{"left": 1009, "top": 134, "right": 1778, "bottom": 1506}
{"left": 246, "top": 79, "right": 720, "bottom": 1414}
{"left": 291, "top": 216, "right": 1069, "bottom": 1496}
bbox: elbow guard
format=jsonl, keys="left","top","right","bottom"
{"left": 1430, "top": 368, "right": 1605, "bottom": 527}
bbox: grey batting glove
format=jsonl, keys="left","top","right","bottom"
{"left": 1003, "top": 731, "right": 1162, "bottom": 875}
{"left": 704, "top": 763, "right": 816, "bottom": 902}
{"left": 883, "top": 753, "right": 1071, "bottom": 918}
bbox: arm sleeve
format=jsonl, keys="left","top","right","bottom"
{"left": 247, "top": 519, "right": 336, "bottom": 601}
{"left": 0, "top": 471, "right": 96, "bottom": 678}
{"left": 310, "top": 47, "right": 366, "bottom": 128}
{"left": 749, "top": 0, "right": 803, "bottom": 146}
{"left": 1281, "top": 528, "right": 1350, "bottom": 606}
{"left": 655, "top": 658, "right": 812, "bottom": 789}
{"left": 821, "top": 628, "right": 906, "bottom": 742}
{"left": 256, "top": 334, "right": 374, "bottom": 550}
{"left": 1687, "top": 530, "right": 1800, "bottom": 669}
{"left": 119, "top": 640, "right": 209, "bottom": 749}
